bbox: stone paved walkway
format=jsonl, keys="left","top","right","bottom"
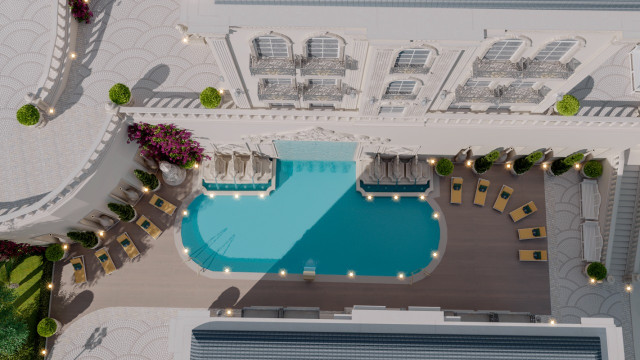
{"left": 0, "top": 0, "right": 221, "bottom": 213}
{"left": 544, "top": 171, "right": 635, "bottom": 359}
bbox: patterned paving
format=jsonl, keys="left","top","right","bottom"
{"left": 49, "top": 307, "right": 177, "bottom": 360}
{"left": 545, "top": 171, "right": 635, "bottom": 359}
{"left": 0, "top": 0, "right": 221, "bottom": 212}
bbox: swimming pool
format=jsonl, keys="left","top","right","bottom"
{"left": 181, "top": 160, "right": 440, "bottom": 277}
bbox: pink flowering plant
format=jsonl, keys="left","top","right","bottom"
{"left": 127, "top": 123, "right": 209, "bottom": 168}
{"left": 68, "top": 0, "right": 93, "bottom": 24}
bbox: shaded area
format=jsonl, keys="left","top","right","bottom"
{"left": 209, "top": 287, "right": 240, "bottom": 309}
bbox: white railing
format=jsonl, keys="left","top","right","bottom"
{"left": 28, "top": 0, "right": 77, "bottom": 111}
{"left": 119, "top": 106, "right": 640, "bottom": 129}
{"left": 0, "top": 111, "right": 121, "bottom": 231}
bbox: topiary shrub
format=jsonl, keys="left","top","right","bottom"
{"left": 66, "top": 231, "right": 98, "bottom": 249}
{"left": 109, "top": 83, "right": 131, "bottom": 105}
{"left": 134, "top": 169, "right": 159, "bottom": 190}
{"left": 107, "top": 202, "right": 135, "bottom": 222}
{"left": 513, "top": 151, "right": 544, "bottom": 175}
{"left": 200, "top": 87, "right": 221, "bottom": 109}
{"left": 587, "top": 262, "right": 607, "bottom": 281}
{"left": 551, "top": 153, "right": 584, "bottom": 176}
{"left": 45, "top": 244, "right": 65, "bottom": 262}
{"left": 583, "top": 160, "right": 603, "bottom": 178}
{"left": 473, "top": 150, "right": 500, "bottom": 174}
{"left": 435, "top": 158, "right": 453, "bottom": 176}
{"left": 556, "top": 94, "right": 580, "bottom": 116}
{"left": 16, "top": 104, "right": 40, "bottom": 126}
{"left": 37, "top": 318, "right": 57, "bottom": 338}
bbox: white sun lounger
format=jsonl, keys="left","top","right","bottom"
{"left": 581, "top": 221, "right": 603, "bottom": 262}
{"left": 580, "top": 179, "right": 601, "bottom": 221}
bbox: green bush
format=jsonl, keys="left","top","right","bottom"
{"left": 551, "top": 153, "right": 584, "bottom": 176}
{"left": 66, "top": 231, "right": 98, "bottom": 249}
{"left": 109, "top": 83, "right": 131, "bottom": 105}
{"left": 473, "top": 150, "right": 500, "bottom": 174}
{"left": 107, "top": 203, "right": 135, "bottom": 222}
{"left": 200, "top": 87, "right": 221, "bottom": 109}
{"left": 134, "top": 169, "right": 159, "bottom": 190}
{"left": 513, "top": 151, "right": 543, "bottom": 175}
{"left": 44, "top": 244, "right": 64, "bottom": 262}
{"left": 583, "top": 160, "right": 603, "bottom": 178}
{"left": 0, "top": 286, "right": 28, "bottom": 356}
{"left": 435, "top": 158, "right": 453, "bottom": 176}
{"left": 36, "top": 318, "right": 57, "bottom": 338}
{"left": 563, "top": 153, "right": 584, "bottom": 166}
{"left": 16, "top": 104, "right": 40, "bottom": 126}
{"left": 181, "top": 159, "right": 197, "bottom": 169}
{"left": 587, "top": 262, "right": 607, "bottom": 281}
{"left": 556, "top": 94, "right": 580, "bottom": 116}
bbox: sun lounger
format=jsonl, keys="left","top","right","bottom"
{"left": 450, "top": 177, "right": 463, "bottom": 204}
{"left": 303, "top": 267, "right": 316, "bottom": 282}
{"left": 149, "top": 194, "right": 176, "bottom": 215}
{"left": 519, "top": 250, "right": 548, "bottom": 262}
{"left": 473, "top": 178, "right": 491, "bottom": 206}
{"left": 581, "top": 221, "right": 603, "bottom": 262}
{"left": 69, "top": 256, "right": 87, "bottom": 284}
{"left": 117, "top": 232, "right": 140, "bottom": 259}
{"left": 510, "top": 201, "right": 537, "bottom": 222}
{"left": 95, "top": 248, "right": 116, "bottom": 275}
{"left": 518, "top": 227, "right": 547, "bottom": 240}
{"left": 493, "top": 185, "right": 514, "bottom": 213}
{"left": 136, "top": 215, "right": 162, "bottom": 239}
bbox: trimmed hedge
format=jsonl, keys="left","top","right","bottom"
{"left": 107, "top": 203, "right": 135, "bottom": 222}
{"left": 435, "top": 158, "right": 453, "bottom": 176}
{"left": 109, "top": 83, "right": 131, "bottom": 105}
{"left": 36, "top": 318, "right": 57, "bottom": 338}
{"left": 134, "top": 169, "right": 159, "bottom": 190}
{"left": 44, "top": 244, "right": 64, "bottom": 262}
{"left": 16, "top": 105, "right": 40, "bottom": 126}
{"left": 66, "top": 231, "right": 98, "bottom": 249}
{"left": 200, "top": 87, "right": 221, "bottom": 109}
{"left": 556, "top": 94, "right": 580, "bottom": 116}
{"left": 587, "top": 262, "right": 607, "bottom": 281}
{"left": 551, "top": 153, "right": 584, "bottom": 176}
{"left": 473, "top": 150, "right": 500, "bottom": 174}
{"left": 513, "top": 151, "right": 543, "bottom": 175}
{"left": 583, "top": 160, "right": 603, "bottom": 178}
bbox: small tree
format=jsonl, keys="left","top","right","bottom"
{"left": 587, "top": 262, "right": 607, "bottom": 281}
{"left": 551, "top": 153, "right": 584, "bottom": 176}
{"left": 45, "top": 244, "right": 65, "bottom": 262}
{"left": 200, "top": 87, "right": 221, "bottom": 109}
{"left": 66, "top": 231, "right": 98, "bottom": 249}
{"left": 473, "top": 150, "right": 500, "bottom": 174}
{"left": 109, "top": 83, "right": 131, "bottom": 105}
{"left": 435, "top": 158, "right": 454, "bottom": 176}
{"left": 108, "top": 203, "right": 135, "bottom": 222}
{"left": 0, "top": 286, "right": 28, "bottom": 356}
{"left": 513, "top": 151, "right": 543, "bottom": 175}
{"left": 134, "top": 169, "right": 159, "bottom": 190}
{"left": 16, "top": 104, "right": 40, "bottom": 126}
{"left": 556, "top": 94, "right": 580, "bottom": 116}
{"left": 37, "top": 318, "right": 58, "bottom": 338}
{"left": 583, "top": 160, "right": 603, "bottom": 178}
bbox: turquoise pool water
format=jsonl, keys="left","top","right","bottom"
{"left": 181, "top": 160, "right": 440, "bottom": 277}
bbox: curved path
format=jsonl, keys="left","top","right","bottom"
{"left": 0, "top": 0, "right": 221, "bottom": 214}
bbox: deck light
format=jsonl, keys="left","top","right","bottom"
{"left": 83, "top": 0, "right": 89, "bottom": 3}
{"left": 429, "top": 159, "right": 436, "bottom": 165}
{"left": 182, "top": 36, "right": 189, "bottom": 44}
{"left": 62, "top": 244, "right": 68, "bottom": 250}
{"left": 542, "top": 163, "right": 548, "bottom": 170}
{"left": 549, "top": 319, "right": 556, "bottom": 325}
{"left": 234, "top": 193, "right": 240, "bottom": 199}
{"left": 225, "top": 309, "right": 233, "bottom": 316}
{"left": 397, "top": 273, "right": 405, "bottom": 280}
{"left": 432, "top": 251, "right": 439, "bottom": 258}
{"left": 219, "top": 89, "right": 225, "bottom": 94}
{"left": 432, "top": 212, "right": 439, "bottom": 219}
{"left": 209, "top": 193, "right": 214, "bottom": 198}
{"left": 223, "top": 267, "right": 231, "bottom": 273}
{"left": 41, "top": 349, "right": 47, "bottom": 355}
{"left": 142, "top": 187, "right": 149, "bottom": 193}
{"left": 506, "top": 163, "right": 511, "bottom": 169}
{"left": 348, "top": 271, "right": 355, "bottom": 278}
{"left": 589, "top": 277, "right": 596, "bottom": 284}
{"left": 279, "top": 269, "right": 287, "bottom": 277}
{"left": 47, "top": 283, "right": 53, "bottom": 289}
{"left": 183, "top": 210, "right": 188, "bottom": 216}
{"left": 419, "top": 195, "right": 425, "bottom": 200}
{"left": 574, "top": 163, "right": 581, "bottom": 169}
{"left": 259, "top": 193, "right": 265, "bottom": 199}
{"left": 366, "top": 195, "right": 373, "bottom": 200}
{"left": 48, "top": 108, "right": 55, "bottom": 114}
{"left": 393, "top": 195, "right": 399, "bottom": 200}
{"left": 183, "top": 248, "right": 189, "bottom": 254}
{"left": 70, "top": 52, "right": 77, "bottom": 59}
{"left": 194, "top": 163, "right": 199, "bottom": 169}
{"left": 625, "top": 284, "right": 633, "bottom": 293}
{"left": 98, "top": 231, "right": 104, "bottom": 237}
{"left": 466, "top": 160, "right": 472, "bottom": 167}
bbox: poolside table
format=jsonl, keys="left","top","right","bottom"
{"left": 136, "top": 215, "right": 162, "bottom": 239}
{"left": 149, "top": 194, "right": 176, "bottom": 215}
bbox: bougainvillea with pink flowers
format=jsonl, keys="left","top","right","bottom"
{"left": 68, "top": 0, "right": 94, "bottom": 24}
{"left": 0, "top": 240, "right": 45, "bottom": 260}
{"left": 127, "top": 123, "right": 209, "bottom": 168}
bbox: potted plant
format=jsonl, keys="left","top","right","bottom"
{"left": 109, "top": 83, "right": 132, "bottom": 106}
{"left": 555, "top": 94, "right": 580, "bottom": 116}
{"left": 37, "top": 318, "right": 60, "bottom": 338}
{"left": 200, "top": 87, "right": 221, "bottom": 109}
{"left": 127, "top": 123, "right": 210, "bottom": 168}
{"left": 182, "top": 159, "right": 197, "bottom": 169}
{"left": 582, "top": 160, "right": 603, "bottom": 179}
{"left": 16, "top": 104, "right": 42, "bottom": 127}
{"left": 512, "top": 151, "right": 543, "bottom": 175}
{"left": 134, "top": 169, "right": 160, "bottom": 191}
{"left": 45, "top": 244, "right": 66, "bottom": 262}
{"left": 586, "top": 262, "right": 607, "bottom": 282}
{"left": 107, "top": 202, "right": 137, "bottom": 222}
{"left": 473, "top": 150, "right": 500, "bottom": 174}
{"left": 550, "top": 153, "right": 584, "bottom": 176}
{"left": 66, "top": 231, "right": 100, "bottom": 249}
{"left": 435, "top": 158, "right": 454, "bottom": 176}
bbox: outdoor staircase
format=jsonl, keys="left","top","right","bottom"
{"left": 606, "top": 163, "right": 640, "bottom": 280}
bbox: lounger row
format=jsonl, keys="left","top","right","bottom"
{"left": 361, "top": 155, "right": 431, "bottom": 185}
{"left": 450, "top": 178, "right": 515, "bottom": 212}
{"left": 203, "top": 152, "right": 273, "bottom": 184}
{"left": 69, "top": 232, "right": 141, "bottom": 284}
